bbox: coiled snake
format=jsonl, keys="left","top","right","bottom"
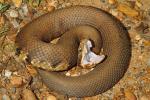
{"left": 16, "top": 6, "right": 131, "bottom": 97}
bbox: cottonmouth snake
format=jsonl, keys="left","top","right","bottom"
{"left": 15, "top": 6, "right": 131, "bottom": 97}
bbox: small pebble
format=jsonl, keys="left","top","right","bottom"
{"left": 10, "top": 76, "right": 23, "bottom": 87}
{"left": 46, "top": 94, "right": 57, "bottom": 100}
{"left": 108, "top": 0, "right": 117, "bottom": 5}
{"left": 110, "top": 9, "right": 119, "bottom": 17}
{"left": 13, "top": 72, "right": 18, "bottom": 75}
{"left": 47, "top": 6, "right": 55, "bottom": 12}
{"left": 2, "top": 94, "right": 11, "bottom": 100}
{"left": 4, "top": 70, "right": 12, "bottom": 78}
{"left": 9, "top": 10, "right": 19, "bottom": 18}
{"left": 135, "top": 35, "right": 141, "bottom": 41}
{"left": 65, "top": 72, "right": 71, "bottom": 76}
{"left": 65, "top": 67, "right": 81, "bottom": 76}
{"left": 22, "top": 89, "right": 37, "bottom": 100}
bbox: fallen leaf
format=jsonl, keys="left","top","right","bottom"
{"left": 117, "top": 3, "right": 139, "bottom": 17}
{"left": 124, "top": 89, "right": 137, "bottom": 100}
{"left": 12, "top": 0, "right": 22, "bottom": 8}
{"left": 0, "top": 3, "right": 10, "bottom": 13}
{"left": 10, "top": 76, "right": 23, "bottom": 87}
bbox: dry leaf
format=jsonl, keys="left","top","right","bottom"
{"left": 12, "top": 0, "right": 22, "bottom": 8}
{"left": 124, "top": 89, "right": 137, "bottom": 100}
{"left": 117, "top": 3, "right": 139, "bottom": 17}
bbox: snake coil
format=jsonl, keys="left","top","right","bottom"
{"left": 16, "top": 6, "right": 131, "bottom": 97}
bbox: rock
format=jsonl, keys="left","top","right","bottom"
{"left": 140, "top": 95, "right": 149, "bottom": 100}
{"left": 9, "top": 9, "right": 19, "bottom": 18}
{"left": 26, "top": 65, "right": 37, "bottom": 76}
{"left": 124, "top": 90, "right": 137, "bottom": 100}
{"left": 66, "top": 67, "right": 81, "bottom": 76}
{"left": 135, "top": 35, "right": 141, "bottom": 41}
{"left": 65, "top": 70, "right": 80, "bottom": 76}
{"left": 10, "top": 76, "right": 23, "bottom": 87}
{"left": 46, "top": 94, "right": 57, "bottom": 100}
{"left": 2, "top": 94, "right": 11, "bottom": 100}
{"left": 108, "top": 0, "right": 117, "bottom": 5}
{"left": 110, "top": 9, "right": 119, "bottom": 17}
{"left": 47, "top": 6, "right": 55, "bottom": 12}
{"left": 4, "top": 70, "right": 12, "bottom": 78}
{"left": 22, "top": 89, "right": 37, "bottom": 100}
{"left": 117, "top": 3, "right": 139, "bottom": 17}
{"left": 12, "top": 0, "right": 22, "bottom": 8}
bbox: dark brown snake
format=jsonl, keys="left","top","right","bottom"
{"left": 15, "top": 6, "right": 131, "bottom": 97}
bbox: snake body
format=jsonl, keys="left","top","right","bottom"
{"left": 16, "top": 6, "right": 131, "bottom": 97}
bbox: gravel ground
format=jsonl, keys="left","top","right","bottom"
{"left": 0, "top": 0, "right": 150, "bottom": 100}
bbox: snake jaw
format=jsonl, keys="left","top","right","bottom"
{"left": 78, "top": 39, "right": 105, "bottom": 68}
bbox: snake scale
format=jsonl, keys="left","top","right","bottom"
{"left": 15, "top": 6, "right": 131, "bottom": 97}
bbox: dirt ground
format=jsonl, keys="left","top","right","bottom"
{"left": 0, "top": 0, "right": 150, "bottom": 100}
